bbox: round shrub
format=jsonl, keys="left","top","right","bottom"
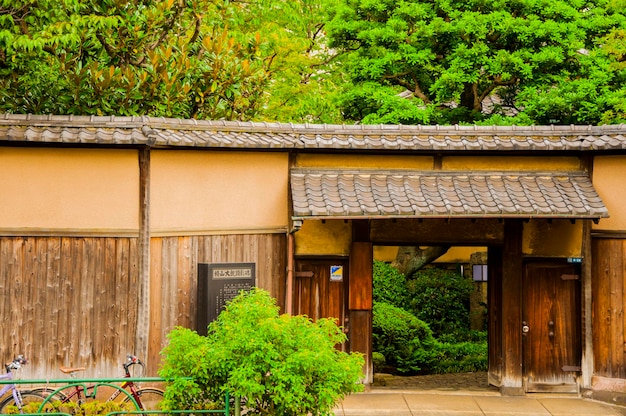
{"left": 372, "top": 302, "right": 438, "bottom": 374}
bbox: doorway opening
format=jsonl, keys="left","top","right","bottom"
{"left": 370, "top": 245, "right": 490, "bottom": 390}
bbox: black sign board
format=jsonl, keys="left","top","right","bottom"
{"left": 196, "top": 262, "right": 256, "bottom": 335}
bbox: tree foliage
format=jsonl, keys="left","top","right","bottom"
{"left": 326, "top": 0, "right": 626, "bottom": 124}
{"left": 0, "top": 0, "right": 342, "bottom": 121}
{"left": 159, "top": 288, "right": 364, "bottom": 416}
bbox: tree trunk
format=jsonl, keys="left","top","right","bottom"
{"left": 392, "top": 246, "right": 451, "bottom": 277}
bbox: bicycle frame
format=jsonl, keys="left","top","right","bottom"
{"left": 54, "top": 357, "right": 152, "bottom": 409}
{"left": 0, "top": 370, "right": 22, "bottom": 407}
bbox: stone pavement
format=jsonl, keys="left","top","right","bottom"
{"left": 334, "top": 390, "right": 626, "bottom": 416}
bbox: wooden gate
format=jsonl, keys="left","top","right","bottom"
{"left": 293, "top": 259, "right": 348, "bottom": 347}
{"left": 522, "top": 261, "right": 581, "bottom": 393}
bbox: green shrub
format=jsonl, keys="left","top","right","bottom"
{"left": 159, "top": 288, "right": 364, "bottom": 416}
{"left": 372, "top": 352, "right": 386, "bottom": 373}
{"left": 430, "top": 340, "right": 488, "bottom": 374}
{"left": 406, "top": 267, "right": 474, "bottom": 340}
{"left": 372, "top": 302, "right": 438, "bottom": 374}
{"left": 373, "top": 260, "right": 409, "bottom": 308}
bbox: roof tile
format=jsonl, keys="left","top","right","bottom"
{"left": 291, "top": 169, "right": 609, "bottom": 219}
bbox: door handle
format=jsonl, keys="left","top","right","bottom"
{"left": 522, "top": 321, "right": 530, "bottom": 335}
{"left": 548, "top": 320, "right": 554, "bottom": 339}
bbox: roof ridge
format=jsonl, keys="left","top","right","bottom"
{"left": 2, "top": 113, "right": 625, "bottom": 136}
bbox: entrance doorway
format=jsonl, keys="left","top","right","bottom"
{"left": 522, "top": 261, "right": 581, "bottom": 393}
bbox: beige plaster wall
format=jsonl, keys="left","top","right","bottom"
{"left": 592, "top": 156, "right": 626, "bottom": 231}
{"left": 294, "top": 220, "right": 352, "bottom": 256}
{"left": 295, "top": 154, "right": 434, "bottom": 169}
{"left": 442, "top": 156, "right": 581, "bottom": 171}
{"left": 523, "top": 219, "right": 582, "bottom": 257}
{"left": 0, "top": 147, "right": 138, "bottom": 233}
{"left": 150, "top": 151, "right": 289, "bottom": 234}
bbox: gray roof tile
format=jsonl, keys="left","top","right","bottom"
{"left": 291, "top": 169, "right": 609, "bottom": 220}
{"left": 1, "top": 114, "right": 626, "bottom": 152}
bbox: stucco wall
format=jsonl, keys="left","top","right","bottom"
{"left": 150, "top": 150, "right": 289, "bottom": 235}
{"left": 592, "top": 156, "right": 626, "bottom": 231}
{"left": 442, "top": 156, "right": 581, "bottom": 171}
{"left": 0, "top": 147, "right": 138, "bottom": 233}
{"left": 295, "top": 154, "right": 434, "bottom": 169}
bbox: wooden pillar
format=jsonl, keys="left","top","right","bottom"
{"left": 136, "top": 148, "right": 151, "bottom": 368}
{"left": 581, "top": 219, "right": 594, "bottom": 388}
{"left": 501, "top": 220, "right": 524, "bottom": 395}
{"left": 488, "top": 246, "right": 503, "bottom": 387}
{"left": 349, "top": 220, "right": 373, "bottom": 384}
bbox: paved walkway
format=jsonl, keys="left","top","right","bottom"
{"left": 334, "top": 390, "right": 626, "bottom": 416}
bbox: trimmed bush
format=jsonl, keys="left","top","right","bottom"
{"left": 159, "top": 288, "right": 364, "bottom": 416}
{"left": 372, "top": 302, "right": 438, "bottom": 374}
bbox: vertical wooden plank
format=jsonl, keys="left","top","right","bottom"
{"left": 103, "top": 238, "right": 117, "bottom": 362}
{"left": 93, "top": 238, "right": 106, "bottom": 363}
{"left": 592, "top": 238, "right": 611, "bottom": 376}
{"left": 188, "top": 236, "right": 199, "bottom": 330}
{"left": 177, "top": 236, "right": 193, "bottom": 328}
{"left": 67, "top": 238, "right": 83, "bottom": 366}
{"left": 501, "top": 220, "right": 523, "bottom": 395}
{"left": 128, "top": 237, "right": 139, "bottom": 355}
{"left": 148, "top": 238, "right": 163, "bottom": 374}
{"left": 34, "top": 238, "right": 49, "bottom": 367}
{"left": 610, "top": 239, "right": 624, "bottom": 378}
{"left": 80, "top": 238, "right": 96, "bottom": 363}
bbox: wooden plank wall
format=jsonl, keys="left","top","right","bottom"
{"left": 0, "top": 233, "right": 286, "bottom": 378}
{"left": 146, "top": 233, "right": 287, "bottom": 374}
{"left": 592, "top": 237, "right": 626, "bottom": 379}
{"left": 0, "top": 236, "right": 139, "bottom": 379}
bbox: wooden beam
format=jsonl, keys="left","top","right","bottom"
{"left": 370, "top": 219, "right": 504, "bottom": 245}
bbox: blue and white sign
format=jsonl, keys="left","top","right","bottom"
{"left": 330, "top": 265, "right": 343, "bottom": 281}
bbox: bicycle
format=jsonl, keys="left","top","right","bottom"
{"left": 35, "top": 354, "right": 164, "bottom": 414}
{"left": 0, "top": 355, "right": 47, "bottom": 414}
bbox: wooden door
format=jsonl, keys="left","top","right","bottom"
{"left": 294, "top": 260, "right": 348, "bottom": 331}
{"left": 522, "top": 262, "right": 581, "bottom": 393}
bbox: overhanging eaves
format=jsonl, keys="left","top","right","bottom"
{"left": 290, "top": 169, "right": 609, "bottom": 221}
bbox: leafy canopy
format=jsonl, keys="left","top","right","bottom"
{"left": 326, "top": 0, "right": 626, "bottom": 124}
{"left": 0, "top": 0, "right": 342, "bottom": 122}
{"left": 159, "top": 288, "right": 364, "bottom": 416}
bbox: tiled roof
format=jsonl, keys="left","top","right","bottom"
{"left": 1, "top": 114, "right": 626, "bottom": 152}
{"left": 290, "top": 170, "right": 609, "bottom": 220}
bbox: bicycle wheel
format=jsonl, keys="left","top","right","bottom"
{"left": 30, "top": 385, "right": 69, "bottom": 401}
{"left": 0, "top": 390, "right": 47, "bottom": 414}
{"left": 122, "top": 387, "right": 164, "bottom": 411}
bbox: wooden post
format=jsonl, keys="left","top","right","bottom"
{"left": 581, "top": 219, "right": 593, "bottom": 388}
{"left": 501, "top": 220, "right": 524, "bottom": 395}
{"left": 349, "top": 220, "right": 373, "bottom": 384}
{"left": 136, "top": 148, "right": 151, "bottom": 366}
{"left": 487, "top": 246, "right": 503, "bottom": 387}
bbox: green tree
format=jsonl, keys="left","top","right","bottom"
{"left": 326, "top": 0, "right": 626, "bottom": 124}
{"left": 242, "top": 0, "right": 346, "bottom": 123}
{"left": 159, "top": 288, "right": 364, "bottom": 416}
{"left": 0, "top": 0, "right": 343, "bottom": 122}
